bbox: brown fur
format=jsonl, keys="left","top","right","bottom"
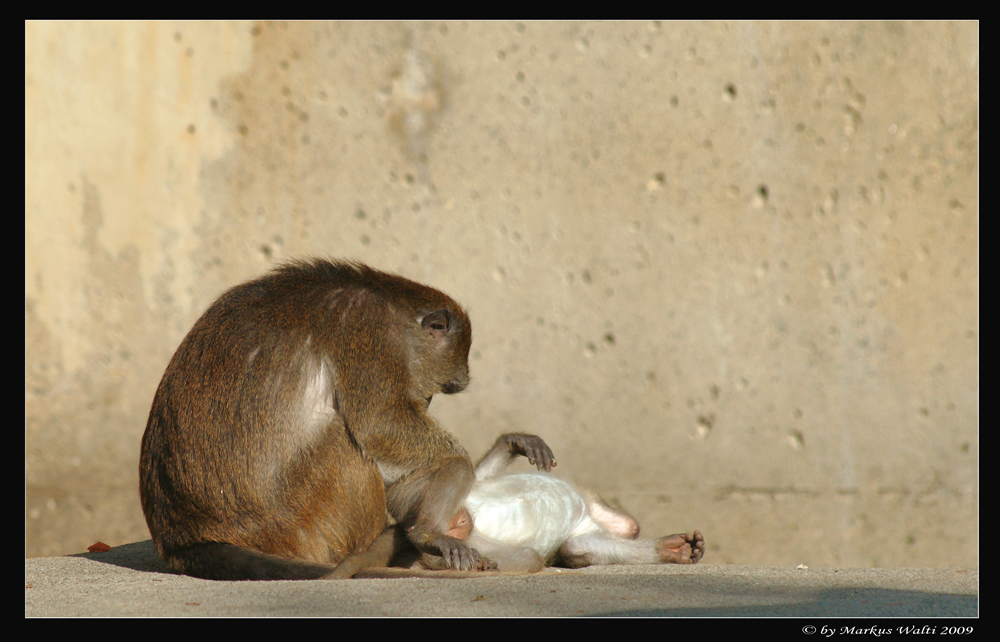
{"left": 140, "top": 259, "right": 479, "bottom": 580}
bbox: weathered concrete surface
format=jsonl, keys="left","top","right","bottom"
{"left": 24, "top": 541, "right": 977, "bottom": 617}
{"left": 25, "top": 22, "right": 978, "bottom": 568}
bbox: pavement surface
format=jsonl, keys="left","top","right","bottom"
{"left": 25, "top": 540, "right": 978, "bottom": 618}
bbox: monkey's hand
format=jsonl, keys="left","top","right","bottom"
{"left": 500, "top": 433, "right": 556, "bottom": 471}
{"left": 419, "top": 533, "right": 497, "bottom": 571}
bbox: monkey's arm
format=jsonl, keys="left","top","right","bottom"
{"left": 385, "top": 455, "right": 495, "bottom": 571}
{"left": 475, "top": 433, "right": 556, "bottom": 482}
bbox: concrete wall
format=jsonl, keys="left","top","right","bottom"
{"left": 25, "top": 21, "right": 978, "bottom": 567}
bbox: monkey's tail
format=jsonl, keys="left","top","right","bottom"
{"left": 165, "top": 542, "right": 344, "bottom": 581}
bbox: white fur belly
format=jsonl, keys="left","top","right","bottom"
{"left": 464, "top": 473, "right": 596, "bottom": 559}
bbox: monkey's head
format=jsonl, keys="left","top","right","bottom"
{"left": 361, "top": 264, "right": 472, "bottom": 403}
{"left": 406, "top": 305, "right": 472, "bottom": 403}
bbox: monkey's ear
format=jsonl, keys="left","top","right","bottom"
{"left": 421, "top": 309, "right": 453, "bottom": 341}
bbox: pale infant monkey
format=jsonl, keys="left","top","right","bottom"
{"left": 443, "top": 438, "right": 706, "bottom": 572}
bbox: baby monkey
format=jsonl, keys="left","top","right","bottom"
{"left": 401, "top": 434, "right": 705, "bottom": 572}
{"left": 461, "top": 474, "right": 705, "bottom": 570}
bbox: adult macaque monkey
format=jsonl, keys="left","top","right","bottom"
{"left": 140, "top": 259, "right": 547, "bottom": 580}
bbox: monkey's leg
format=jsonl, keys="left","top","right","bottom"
{"left": 557, "top": 529, "right": 705, "bottom": 567}
{"left": 579, "top": 494, "right": 704, "bottom": 562}
{"left": 386, "top": 455, "right": 494, "bottom": 571}
{"left": 557, "top": 532, "right": 661, "bottom": 568}
{"left": 474, "top": 433, "right": 556, "bottom": 481}
{"left": 579, "top": 491, "right": 640, "bottom": 540}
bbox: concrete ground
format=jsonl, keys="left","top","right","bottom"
{"left": 25, "top": 540, "right": 977, "bottom": 618}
